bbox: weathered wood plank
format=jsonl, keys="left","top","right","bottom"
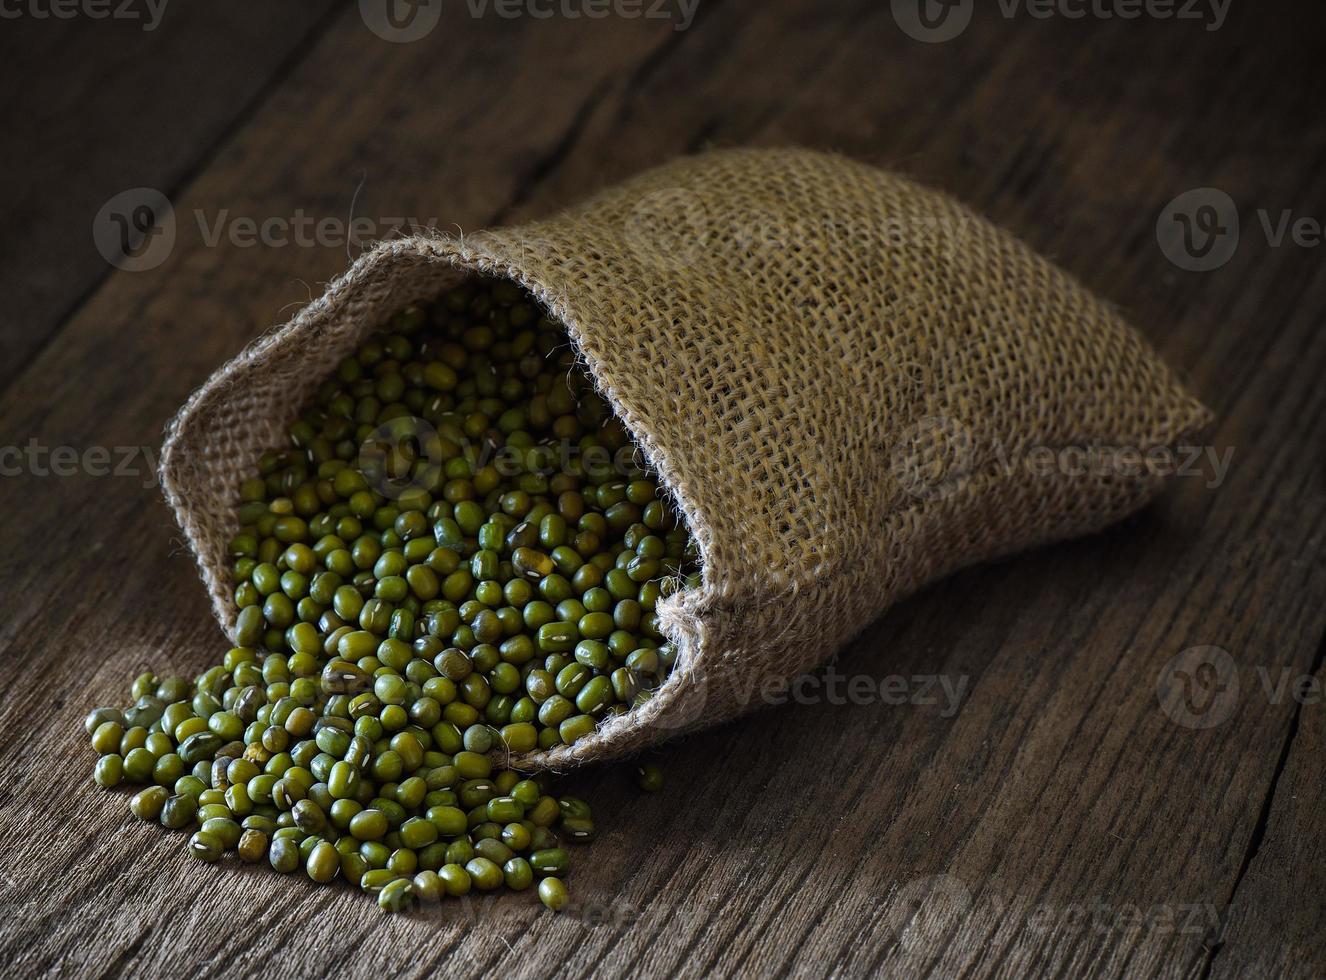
{"left": 0, "top": 1, "right": 341, "bottom": 392}
{"left": 1209, "top": 643, "right": 1326, "bottom": 979}
{"left": 0, "top": 1, "right": 1322, "bottom": 977}
{"left": 0, "top": 4, "right": 714, "bottom": 976}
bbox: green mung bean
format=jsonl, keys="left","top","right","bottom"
{"left": 269, "top": 837, "right": 300, "bottom": 873}
{"left": 86, "top": 278, "right": 697, "bottom": 913}
{"left": 378, "top": 877, "right": 415, "bottom": 912}
{"left": 306, "top": 841, "right": 340, "bottom": 883}
{"left": 189, "top": 831, "right": 224, "bottom": 863}
{"left": 130, "top": 786, "right": 169, "bottom": 822}
{"left": 160, "top": 794, "right": 197, "bottom": 830}
{"left": 538, "top": 876, "right": 568, "bottom": 911}
{"left": 237, "top": 829, "right": 269, "bottom": 863}
{"left": 94, "top": 754, "right": 124, "bottom": 788}
{"left": 85, "top": 707, "right": 124, "bottom": 736}
{"left": 465, "top": 857, "right": 503, "bottom": 891}
{"left": 412, "top": 869, "right": 444, "bottom": 904}
{"left": 635, "top": 763, "right": 664, "bottom": 793}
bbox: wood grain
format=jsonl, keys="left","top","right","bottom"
{"left": 0, "top": 1, "right": 341, "bottom": 392}
{"left": 1210, "top": 642, "right": 1326, "bottom": 979}
{"left": 0, "top": 1, "right": 1322, "bottom": 977}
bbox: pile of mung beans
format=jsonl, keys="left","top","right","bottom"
{"left": 85, "top": 277, "right": 688, "bottom": 913}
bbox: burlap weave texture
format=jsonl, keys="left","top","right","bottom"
{"left": 160, "top": 148, "right": 1210, "bottom": 768}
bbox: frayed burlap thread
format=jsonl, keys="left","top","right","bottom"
{"left": 160, "top": 148, "right": 1210, "bottom": 770}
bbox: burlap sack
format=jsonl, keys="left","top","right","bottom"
{"left": 160, "top": 148, "right": 1210, "bottom": 769}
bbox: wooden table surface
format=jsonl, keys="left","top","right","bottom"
{"left": 1, "top": 2, "right": 1322, "bottom": 977}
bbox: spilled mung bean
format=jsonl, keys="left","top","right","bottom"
{"left": 86, "top": 277, "right": 690, "bottom": 912}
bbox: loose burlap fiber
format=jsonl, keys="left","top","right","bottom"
{"left": 160, "top": 148, "right": 1210, "bottom": 769}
